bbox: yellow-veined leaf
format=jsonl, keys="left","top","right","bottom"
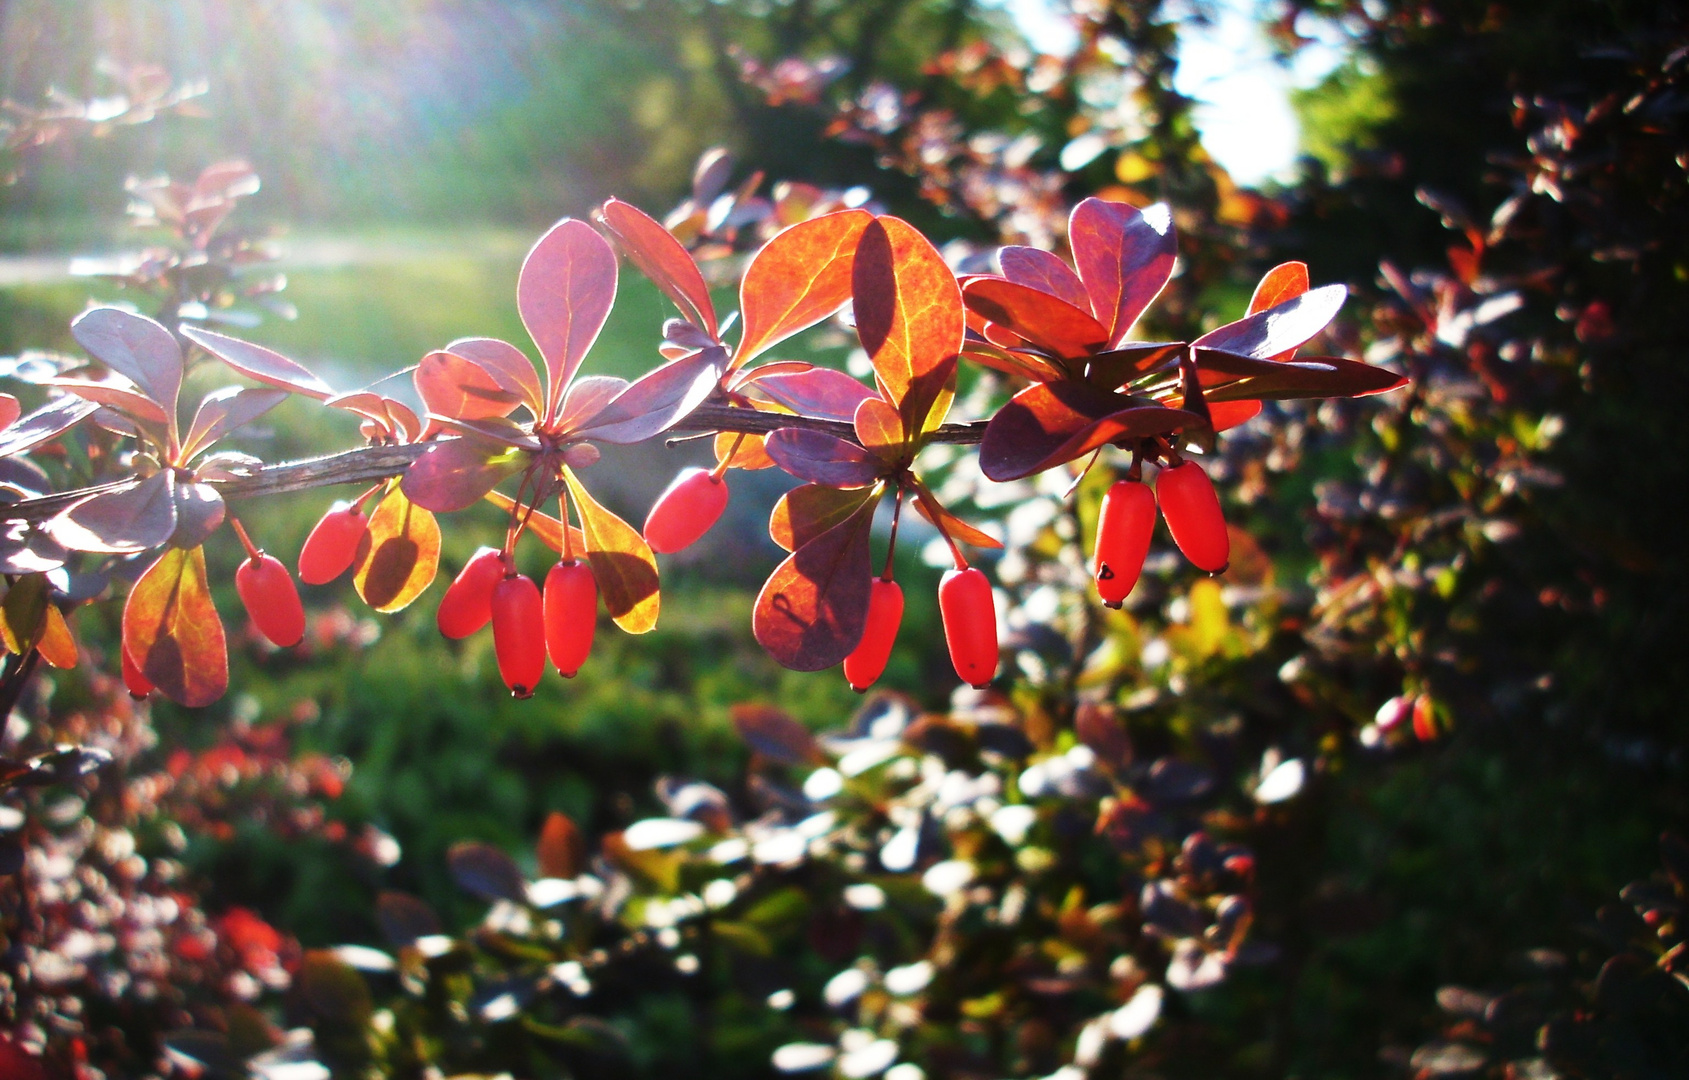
{"left": 562, "top": 468, "right": 660, "bottom": 633}
{"left": 353, "top": 485, "right": 441, "bottom": 613}
{"left": 123, "top": 547, "right": 227, "bottom": 708}
{"left": 38, "top": 605, "right": 77, "bottom": 669}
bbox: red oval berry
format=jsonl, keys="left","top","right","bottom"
{"left": 939, "top": 567, "right": 998, "bottom": 689}
{"left": 1092, "top": 478, "right": 1156, "bottom": 607}
{"left": 643, "top": 467, "right": 729, "bottom": 554}
{"left": 235, "top": 554, "right": 306, "bottom": 648}
{"left": 491, "top": 573, "right": 545, "bottom": 698}
{"left": 437, "top": 547, "right": 507, "bottom": 640}
{"left": 121, "top": 645, "right": 153, "bottom": 698}
{"left": 843, "top": 578, "right": 904, "bottom": 692}
{"left": 544, "top": 559, "right": 598, "bottom": 677}
{"left": 298, "top": 504, "right": 369, "bottom": 585}
{"left": 1155, "top": 461, "right": 1229, "bottom": 573}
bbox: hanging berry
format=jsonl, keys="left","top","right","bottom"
{"left": 939, "top": 567, "right": 998, "bottom": 689}
{"left": 436, "top": 547, "right": 508, "bottom": 639}
{"left": 843, "top": 578, "right": 904, "bottom": 692}
{"left": 298, "top": 502, "right": 370, "bottom": 585}
{"left": 644, "top": 467, "right": 729, "bottom": 554}
{"left": 491, "top": 573, "right": 545, "bottom": 698}
{"left": 543, "top": 559, "right": 597, "bottom": 677}
{"left": 1155, "top": 461, "right": 1229, "bottom": 573}
{"left": 235, "top": 554, "right": 306, "bottom": 648}
{"left": 1092, "top": 478, "right": 1156, "bottom": 608}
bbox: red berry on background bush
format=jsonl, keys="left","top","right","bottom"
{"left": 939, "top": 567, "right": 998, "bottom": 689}
{"left": 121, "top": 645, "right": 153, "bottom": 698}
{"left": 543, "top": 559, "right": 597, "bottom": 677}
{"left": 844, "top": 577, "right": 904, "bottom": 692}
{"left": 1155, "top": 461, "right": 1229, "bottom": 573}
{"left": 437, "top": 547, "right": 508, "bottom": 639}
{"left": 235, "top": 554, "right": 306, "bottom": 647}
{"left": 297, "top": 503, "right": 369, "bottom": 585}
{"left": 1092, "top": 478, "right": 1156, "bottom": 607}
{"left": 644, "top": 467, "right": 730, "bottom": 554}
{"left": 491, "top": 573, "right": 545, "bottom": 698}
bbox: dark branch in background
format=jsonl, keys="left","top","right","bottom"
{"left": 1, "top": 404, "right": 991, "bottom": 524}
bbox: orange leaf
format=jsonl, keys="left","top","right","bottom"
{"left": 536, "top": 811, "right": 584, "bottom": 879}
{"left": 851, "top": 217, "right": 963, "bottom": 433}
{"left": 736, "top": 209, "right": 873, "bottom": 365}
{"left": 485, "top": 490, "right": 586, "bottom": 555}
{"left": 770, "top": 483, "right": 876, "bottom": 553}
{"left": 910, "top": 479, "right": 1002, "bottom": 550}
{"left": 38, "top": 606, "right": 77, "bottom": 669}
{"left": 353, "top": 485, "right": 441, "bottom": 613}
{"left": 853, "top": 396, "right": 905, "bottom": 460}
{"left": 562, "top": 468, "right": 660, "bottom": 634}
{"left": 715, "top": 430, "right": 775, "bottom": 470}
{"left": 1247, "top": 262, "right": 1310, "bottom": 316}
{"left": 123, "top": 547, "right": 227, "bottom": 708}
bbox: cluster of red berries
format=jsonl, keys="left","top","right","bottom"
{"left": 436, "top": 547, "right": 598, "bottom": 698}
{"left": 1090, "top": 459, "right": 1228, "bottom": 608}
{"left": 840, "top": 566, "right": 1000, "bottom": 693}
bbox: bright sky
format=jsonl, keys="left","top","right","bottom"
{"left": 995, "top": 0, "right": 1347, "bottom": 187}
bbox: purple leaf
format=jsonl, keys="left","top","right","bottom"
{"left": 429, "top": 415, "right": 540, "bottom": 450}
{"left": 572, "top": 346, "right": 726, "bottom": 445}
{"left": 401, "top": 438, "right": 525, "bottom": 513}
{"left": 753, "top": 499, "right": 875, "bottom": 671}
{"left": 45, "top": 471, "right": 178, "bottom": 553}
{"left": 1197, "top": 353, "right": 1409, "bottom": 402}
{"left": 170, "top": 482, "right": 226, "bottom": 548}
{"left": 447, "top": 841, "right": 527, "bottom": 903}
{"left": 998, "top": 246, "right": 1091, "bottom": 310}
{"left": 749, "top": 366, "right": 875, "bottom": 422}
{"left": 1083, "top": 342, "right": 1185, "bottom": 390}
{"left": 962, "top": 277, "right": 1110, "bottom": 359}
{"left": 1192, "top": 284, "right": 1347, "bottom": 360}
{"left": 414, "top": 350, "right": 523, "bottom": 423}
{"left": 70, "top": 307, "right": 184, "bottom": 416}
{"left": 40, "top": 378, "right": 172, "bottom": 429}
{"left": 181, "top": 386, "right": 289, "bottom": 461}
{"left": 180, "top": 324, "right": 333, "bottom": 400}
{"left": 764, "top": 428, "right": 884, "bottom": 488}
{"left": 446, "top": 337, "right": 544, "bottom": 419}
{"left": 1, "top": 397, "right": 101, "bottom": 458}
{"left": 554, "top": 375, "right": 630, "bottom": 432}
{"left": 1069, "top": 199, "right": 1177, "bottom": 348}
{"left": 517, "top": 219, "right": 618, "bottom": 418}
{"left": 979, "top": 382, "right": 1198, "bottom": 481}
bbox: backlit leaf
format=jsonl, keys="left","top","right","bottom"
{"left": 572, "top": 345, "right": 725, "bottom": 444}
{"left": 37, "top": 605, "right": 76, "bottom": 669}
{"left": 1069, "top": 199, "right": 1177, "bottom": 348}
{"left": 402, "top": 438, "right": 525, "bottom": 513}
{"left": 910, "top": 479, "right": 1002, "bottom": 550}
{"left": 979, "top": 382, "right": 1197, "bottom": 481}
{"left": 716, "top": 430, "right": 775, "bottom": 470}
{"left": 1197, "top": 353, "right": 1409, "bottom": 402}
{"left": 414, "top": 350, "right": 522, "bottom": 423}
{"left": 737, "top": 209, "right": 872, "bottom": 364}
{"left": 447, "top": 337, "right": 544, "bottom": 419}
{"left": 562, "top": 468, "right": 660, "bottom": 633}
{"left": 764, "top": 428, "right": 884, "bottom": 488}
{"left": 960, "top": 337, "right": 1069, "bottom": 383}
{"left": 600, "top": 198, "right": 718, "bottom": 336}
{"left": 853, "top": 396, "right": 904, "bottom": 460}
{"left": 1083, "top": 343, "right": 1185, "bottom": 391}
{"left": 353, "top": 485, "right": 441, "bottom": 613}
{"left": 0, "top": 396, "right": 97, "bottom": 459}
{"left": 554, "top": 375, "right": 630, "bottom": 432}
{"left": 1209, "top": 399, "right": 1263, "bottom": 431}
{"left": 770, "top": 483, "right": 876, "bottom": 552}
{"left": 70, "top": 307, "right": 183, "bottom": 416}
{"left": 518, "top": 219, "right": 618, "bottom": 418}
{"left": 1248, "top": 261, "right": 1310, "bottom": 316}
{"left": 536, "top": 811, "right": 585, "bottom": 879}
{"left": 0, "top": 574, "right": 51, "bottom": 653}
{"left": 852, "top": 216, "right": 963, "bottom": 421}
{"left": 1192, "top": 284, "right": 1347, "bottom": 360}
{"left": 731, "top": 703, "right": 819, "bottom": 765}
{"left": 750, "top": 366, "right": 874, "bottom": 422}
{"left": 485, "top": 490, "right": 586, "bottom": 555}
{"left": 754, "top": 498, "right": 875, "bottom": 671}
{"left": 962, "top": 277, "right": 1109, "bottom": 360}
{"left": 181, "top": 324, "right": 334, "bottom": 400}
{"left": 171, "top": 482, "right": 226, "bottom": 548}
{"left": 0, "top": 394, "right": 19, "bottom": 430}
{"left": 45, "top": 471, "right": 177, "bottom": 553}
{"left": 998, "top": 246, "right": 1091, "bottom": 310}
{"left": 123, "top": 546, "right": 227, "bottom": 708}
{"left": 180, "top": 386, "right": 288, "bottom": 461}
{"left": 41, "top": 378, "right": 171, "bottom": 430}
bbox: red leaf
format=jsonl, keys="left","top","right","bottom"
{"left": 1209, "top": 399, "right": 1263, "bottom": 431}
{"left": 1197, "top": 353, "right": 1409, "bottom": 402}
{"left": 554, "top": 375, "right": 631, "bottom": 431}
{"left": 749, "top": 365, "right": 874, "bottom": 422}
{"left": 910, "top": 478, "right": 1002, "bottom": 550}
{"left": 764, "top": 428, "right": 884, "bottom": 488}
{"left": 181, "top": 324, "right": 334, "bottom": 400}
{"left": 753, "top": 498, "right": 875, "bottom": 671}
{"left": 562, "top": 468, "right": 660, "bottom": 633}
{"left": 70, "top": 307, "right": 183, "bottom": 416}
{"left": 736, "top": 209, "right": 873, "bottom": 364}
{"left": 0, "top": 394, "right": 18, "bottom": 431}
{"left": 123, "top": 546, "right": 227, "bottom": 708}
{"left": 1248, "top": 261, "right": 1310, "bottom": 316}
{"left": 961, "top": 337, "right": 1069, "bottom": 384}
{"left": 326, "top": 391, "right": 398, "bottom": 435}
{"left": 1069, "top": 199, "right": 1177, "bottom": 348}
{"left": 446, "top": 337, "right": 545, "bottom": 419}
{"left": 181, "top": 386, "right": 288, "bottom": 461}
{"left": 961, "top": 277, "right": 1108, "bottom": 361}
{"left": 852, "top": 216, "right": 963, "bottom": 421}
{"left": 599, "top": 198, "right": 718, "bottom": 337}
{"left": 571, "top": 346, "right": 725, "bottom": 444}
{"left": 415, "top": 350, "right": 523, "bottom": 423}
{"left": 1082, "top": 342, "right": 1185, "bottom": 391}
{"left": 0, "top": 397, "right": 97, "bottom": 459}
{"left": 536, "top": 812, "right": 585, "bottom": 879}
{"left": 401, "top": 438, "right": 525, "bottom": 513}
{"left": 1193, "top": 284, "right": 1346, "bottom": 360}
{"left": 770, "top": 483, "right": 876, "bottom": 552}
{"left": 518, "top": 219, "right": 619, "bottom": 419}
{"left": 46, "top": 471, "right": 177, "bottom": 553}
{"left": 853, "top": 396, "right": 904, "bottom": 459}
{"left": 979, "top": 382, "right": 1197, "bottom": 481}
{"left": 998, "top": 246, "right": 1091, "bottom": 311}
